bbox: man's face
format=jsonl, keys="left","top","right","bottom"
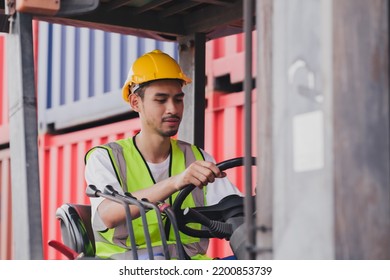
{"left": 135, "top": 80, "right": 184, "bottom": 137}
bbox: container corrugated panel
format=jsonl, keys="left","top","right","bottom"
{"left": 39, "top": 118, "right": 141, "bottom": 260}
{"left": 206, "top": 32, "right": 257, "bottom": 87}
{"left": 0, "top": 148, "right": 12, "bottom": 260}
{"left": 204, "top": 90, "right": 257, "bottom": 259}
{"left": 0, "top": 34, "right": 9, "bottom": 145}
{"left": 36, "top": 21, "right": 177, "bottom": 133}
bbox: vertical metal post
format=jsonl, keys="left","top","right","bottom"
{"left": 178, "top": 33, "right": 206, "bottom": 148}
{"left": 332, "top": 0, "right": 390, "bottom": 259}
{"left": 256, "top": 0, "right": 273, "bottom": 259}
{"left": 193, "top": 33, "right": 206, "bottom": 149}
{"left": 261, "top": 0, "right": 388, "bottom": 260}
{"left": 243, "top": 0, "right": 255, "bottom": 260}
{"left": 7, "top": 12, "right": 43, "bottom": 259}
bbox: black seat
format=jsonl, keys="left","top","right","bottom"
{"left": 55, "top": 203, "right": 95, "bottom": 257}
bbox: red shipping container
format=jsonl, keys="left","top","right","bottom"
{"left": 205, "top": 90, "right": 257, "bottom": 258}
{"left": 0, "top": 35, "right": 9, "bottom": 145}
{"left": 0, "top": 148, "right": 12, "bottom": 260}
{"left": 206, "top": 32, "right": 257, "bottom": 90}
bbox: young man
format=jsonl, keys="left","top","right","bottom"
{"left": 85, "top": 50, "right": 242, "bottom": 259}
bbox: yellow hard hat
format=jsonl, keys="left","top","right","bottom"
{"left": 121, "top": 49, "right": 192, "bottom": 102}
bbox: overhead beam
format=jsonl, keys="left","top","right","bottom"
{"left": 192, "top": 0, "right": 235, "bottom": 6}
{"left": 183, "top": 0, "right": 244, "bottom": 37}
{"left": 160, "top": 1, "right": 201, "bottom": 18}
{"left": 37, "top": 7, "right": 186, "bottom": 40}
{"left": 132, "top": 0, "right": 172, "bottom": 15}
{"left": 35, "top": 1, "right": 245, "bottom": 41}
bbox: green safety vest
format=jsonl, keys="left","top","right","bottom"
{"left": 85, "top": 136, "right": 211, "bottom": 259}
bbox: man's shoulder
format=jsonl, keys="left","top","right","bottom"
{"left": 173, "top": 139, "right": 216, "bottom": 161}
{"left": 85, "top": 138, "right": 132, "bottom": 160}
{"left": 174, "top": 138, "right": 200, "bottom": 149}
{"left": 91, "top": 138, "right": 133, "bottom": 151}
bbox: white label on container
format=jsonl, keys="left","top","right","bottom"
{"left": 292, "top": 110, "right": 324, "bottom": 172}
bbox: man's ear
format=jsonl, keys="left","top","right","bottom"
{"left": 129, "top": 93, "right": 140, "bottom": 112}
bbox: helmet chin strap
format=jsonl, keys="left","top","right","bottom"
{"left": 131, "top": 83, "right": 141, "bottom": 93}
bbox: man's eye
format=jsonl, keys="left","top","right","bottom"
{"left": 155, "top": 99, "right": 166, "bottom": 103}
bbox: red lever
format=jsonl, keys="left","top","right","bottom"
{"left": 48, "top": 240, "right": 83, "bottom": 260}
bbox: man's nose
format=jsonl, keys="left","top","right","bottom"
{"left": 166, "top": 99, "right": 177, "bottom": 114}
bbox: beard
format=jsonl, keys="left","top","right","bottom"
{"left": 158, "top": 115, "right": 181, "bottom": 137}
{"left": 157, "top": 127, "right": 179, "bottom": 137}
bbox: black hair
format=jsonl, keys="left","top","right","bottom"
{"left": 134, "top": 79, "right": 184, "bottom": 100}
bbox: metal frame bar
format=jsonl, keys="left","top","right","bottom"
{"left": 256, "top": 0, "right": 273, "bottom": 260}
{"left": 243, "top": 0, "right": 255, "bottom": 260}
{"left": 7, "top": 12, "right": 43, "bottom": 259}
{"left": 178, "top": 33, "right": 206, "bottom": 148}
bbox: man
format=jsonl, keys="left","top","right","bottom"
{"left": 85, "top": 50, "right": 242, "bottom": 260}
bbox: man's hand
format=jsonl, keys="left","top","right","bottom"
{"left": 173, "top": 160, "right": 226, "bottom": 190}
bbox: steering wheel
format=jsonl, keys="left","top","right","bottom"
{"left": 169, "top": 156, "right": 256, "bottom": 239}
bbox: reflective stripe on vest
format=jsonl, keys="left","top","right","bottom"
{"left": 86, "top": 137, "right": 210, "bottom": 259}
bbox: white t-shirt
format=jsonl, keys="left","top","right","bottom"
{"left": 85, "top": 147, "right": 243, "bottom": 231}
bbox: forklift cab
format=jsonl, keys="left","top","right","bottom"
{"left": 5, "top": 0, "right": 258, "bottom": 260}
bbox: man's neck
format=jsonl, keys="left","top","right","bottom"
{"left": 135, "top": 132, "right": 171, "bottom": 163}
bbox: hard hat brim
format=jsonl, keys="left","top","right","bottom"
{"left": 122, "top": 77, "right": 191, "bottom": 102}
